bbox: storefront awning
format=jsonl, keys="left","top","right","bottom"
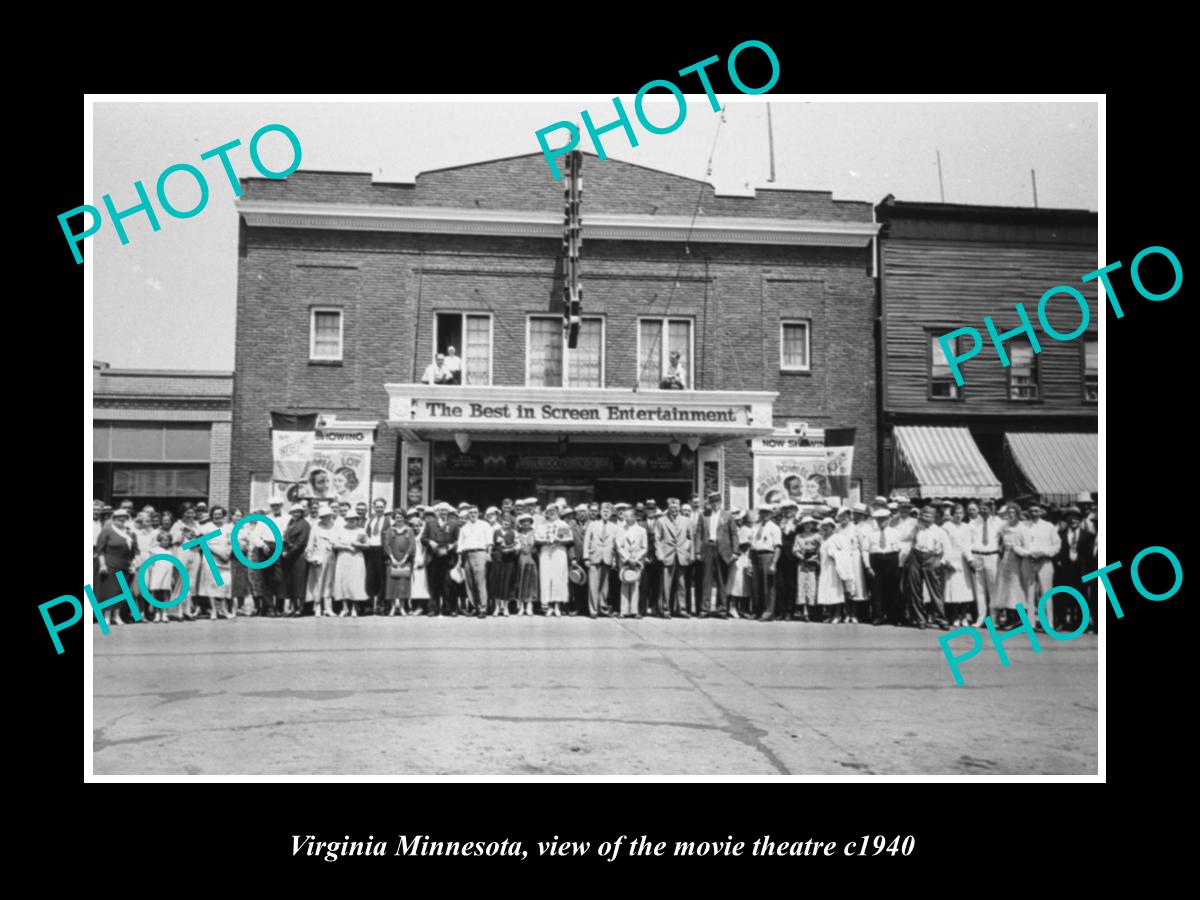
{"left": 384, "top": 384, "right": 778, "bottom": 441}
{"left": 1004, "top": 432, "right": 1098, "bottom": 505}
{"left": 892, "top": 426, "right": 1002, "bottom": 499}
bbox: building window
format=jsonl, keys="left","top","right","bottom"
{"left": 434, "top": 312, "right": 492, "bottom": 385}
{"left": 929, "top": 333, "right": 963, "bottom": 400}
{"left": 527, "top": 316, "right": 604, "bottom": 387}
{"left": 1008, "top": 340, "right": 1040, "bottom": 401}
{"left": 780, "top": 320, "right": 810, "bottom": 371}
{"left": 310, "top": 308, "right": 343, "bottom": 361}
{"left": 95, "top": 424, "right": 212, "bottom": 462}
{"left": 1082, "top": 337, "right": 1098, "bottom": 403}
{"left": 637, "top": 318, "right": 693, "bottom": 390}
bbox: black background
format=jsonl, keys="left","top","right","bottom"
{"left": 19, "top": 23, "right": 1186, "bottom": 887}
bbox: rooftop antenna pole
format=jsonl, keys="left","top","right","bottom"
{"left": 766, "top": 102, "right": 776, "bottom": 183}
{"left": 1031, "top": 168, "right": 1039, "bottom": 208}
{"left": 936, "top": 149, "right": 945, "bottom": 203}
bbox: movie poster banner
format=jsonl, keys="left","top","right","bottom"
{"left": 752, "top": 446, "right": 854, "bottom": 507}
{"left": 268, "top": 414, "right": 374, "bottom": 508}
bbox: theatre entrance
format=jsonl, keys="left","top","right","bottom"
{"left": 426, "top": 439, "right": 697, "bottom": 510}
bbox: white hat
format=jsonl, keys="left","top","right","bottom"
{"left": 871, "top": 508, "right": 891, "bottom": 519}
{"left": 485, "top": 506, "right": 500, "bottom": 516}
{"left": 269, "top": 496, "right": 284, "bottom": 506}
{"left": 799, "top": 515, "right": 816, "bottom": 525}
{"left": 819, "top": 517, "right": 836, "bottom": 527}
{"left": 434, "top": 502, "right": 455, "bottom": 513}
{"left": 1076, "top": 491, "right": 1093, "bottom": 503}
{"left": 517, "top": 513, "right": 534, "bottom": 523}
{"left": 853, "top": 502, "right": 868, "bottom": 514}
{"left": 317, "top": 503, "right": 335, "bottom": 518}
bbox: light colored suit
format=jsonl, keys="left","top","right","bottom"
{"left": 616, "top": 523, "right": 647, "bottom": 616}
{"left": 656, "top": 512, "right": 694, "bottom": 615}
{"left": 583, "top": 518, "right": 618, "bottom": 616}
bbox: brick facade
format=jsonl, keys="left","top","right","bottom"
{"left": 231, "top": 154, "right": 878, "bottom": 509}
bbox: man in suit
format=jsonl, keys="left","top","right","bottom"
{"left": 699, "top": 491, "right": 739, "bottom": 618}
{"left": 638, "top": 501, "right": 661, "bottom": 616}
{"left": 583, "top": 502, "right": 618, "bottom": 617}
{"left": 567, "top": 504, "right": 589, "bottom": 615}
{"left": 656, "top": 498, "right": 693, "bottom": 618}
{"left": 363, "top": 497, "right": 391, "bottom": 615}
{"left": 1054, "top": 505, "right": 1096, "bottom": 633}
{"left": 616, "top": 507, "right": 648, "bottom": 617}
{"left": 421, "top": 502, "right": 459, "bottom": 616}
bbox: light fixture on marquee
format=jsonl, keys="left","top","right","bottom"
{"left": 686, "top": 436, "right": 701, "bottom": 452}
{"left": 454, "top": 432, "right": 471, "bottom": 453}
{"left": 668, "top": 439, "right": 682, "bottom": 457}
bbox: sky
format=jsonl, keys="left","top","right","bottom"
{"left": 91, "top": 99, "right": 1098, "bottom": 371}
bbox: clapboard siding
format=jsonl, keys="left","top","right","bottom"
{"left": 882, "top": 239, "right": 1099, "bottom": 417}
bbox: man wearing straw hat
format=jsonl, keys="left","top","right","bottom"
{"left": 615, "top": 505, "right": 647, "bottom": 618}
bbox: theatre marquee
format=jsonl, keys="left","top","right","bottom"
{"left": 384, "top": 384, "right": 778, "bottom": 440}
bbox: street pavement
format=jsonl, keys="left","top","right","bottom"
{"left": 92, "top": 615, "right": 1098, "bottom": 776}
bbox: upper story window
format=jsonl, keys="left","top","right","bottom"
{"left": 929, "top": 332, "right": 963, "bottom": 400}
{"left": 433, "top": 312, "right": 492, "bottom": 385}
{"left": 780, "top": 320, "right": 811, "bottom": 372}
{"left": 637, "top": 317, "right": 693, "bottom": 390}
{"left": 527, "top": 316, "right": 604, "bottom": 387}
{"left": 1008, "top": 339, "right": 1040, "bottom": 401}
{"left": 1082, "top": 337, "right": 1098, "bottom": 403}
{"left": 310, "top": 308, "right": 343, "bottom": 361}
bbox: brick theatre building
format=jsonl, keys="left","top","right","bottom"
{"left": 229, "top": 153, "right": 879, "bottom": 511}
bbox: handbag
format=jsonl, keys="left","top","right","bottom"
{"left": 389, "top": 562, "right": 412, "bottom": 577}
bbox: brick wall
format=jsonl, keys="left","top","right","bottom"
{"left": 232, "top": 163, "right": 878, "bottom": 509}
{"left": 209, "top": 421, "right": 232, "bottom": 507}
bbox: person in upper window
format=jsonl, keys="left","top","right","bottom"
{"left": 660, "top": 350, "right": 687, "bottom": 389}
{"left": 421, "top": 353, "right": 453, "bottom": 385}
{"left": 443, "top": 346, "right": 463, "bottom": 384}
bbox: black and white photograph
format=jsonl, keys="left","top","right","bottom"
{"left": 85, "top": 94, "right": 1101, "bottom": 778}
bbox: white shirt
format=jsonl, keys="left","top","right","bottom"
{"left": 968, "top": 515, "right": 1002, "bottom": 554}
{"left": 1065, "top": 524, "right": 1083, "bottom": 562}
{"left": 421, "top": 361, "right": 450, "bottom": 384}
{"left": 863, "top": 522, "right": 901, "bottom": 557}
{"left": 912, "top": 523, "right": 947, "bottom": 554}
{"left": 1022, "top": 519, "right": 1062, "bottom": 559}
{"left": 444, "top": 354, "right": 462, "bottom": 375}
{"left": 707, "top": 510, "right": 720, "bottom": 542}
{"left": 457, "top": 519, "right": 494, "bottom": 552}
{"left": 364, "top": 512, "right": 389, "bottom": 546}
{"left": 751, "top": 520, "right": 781, "bottom": 551}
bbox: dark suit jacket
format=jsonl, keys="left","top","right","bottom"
{"left": 570, "top": 522, "right": 587, "bottom": 562}
{"left": 1055, "top": 527, "right": 1096, "bottom": 574}
{"left": 699, "top": 511, "right": 740, "bottom": 563}
{"left": 282, "top": 517, "right": 311, "bottom": 561}
{"left": 95, "top": 524, "right": 137, "bottom": 572}
{"left": 422, "top": 519, "right": 459, "bottom": 561}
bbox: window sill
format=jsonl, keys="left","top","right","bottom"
{"left": 309, "top": 359, "right": 344, "bottom": 367}
{"left": 779, "top": 368, "right": 812, "bottom": 376}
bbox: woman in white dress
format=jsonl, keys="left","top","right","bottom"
{"left": 196, "top": 506, "right": 233, "bottom": 620}
{"left": 305, "top": 504, "right": 339, "bottom": 617}
{"left": 941, "top": 503, "right": 975, "bottom": 626}
{"left": 725, "top": 510, "right": 752, "bottom": 618}
{"left": 535, "top": 502, "right": 572, "bottom": 616}
{"left": 333, "top": 510, "right": 369, "bottom": 616}
{"left": 409, "top": 512, "right": 430, "bottom": 614}
{"left": 816, "top": 517, "right": 851, "bottom": 622}
{"left": 143, "top": 511, "right": 178, "bottom": 623}
{"left": 835, "top": 508, "right": 862, "bottom": 623}
{"left": 130, "top": 512, "right": 157, "bottom": 621}
{"left": 993, "top": 504, "right": 1024, "bottom": 628}
{"left": 169, "top": 504, "right": 204, "bottom": 620}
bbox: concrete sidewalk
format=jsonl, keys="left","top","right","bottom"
{"left": 92, "top": 616, "right": 1098, "bottom": 776}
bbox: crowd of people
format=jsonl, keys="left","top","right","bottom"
{"left": 91, "top": 488, "right": 1099, "bottom": 633}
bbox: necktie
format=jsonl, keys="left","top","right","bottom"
{"left": 983, "top": 517, "right": 989, "bottom": 545}
{"left": 878, "top": 525, "right": 885, "bottom": 549}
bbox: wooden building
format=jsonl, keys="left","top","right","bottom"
{"left": 875, "top": 196, "right": 1098, "bottom": 504}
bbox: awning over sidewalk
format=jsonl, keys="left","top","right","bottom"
{"left": 892, "top": 426, "right": 1002, "bottom": 499}
{"left": 1004, "top": 432, "right": 1098, "bottom": 505}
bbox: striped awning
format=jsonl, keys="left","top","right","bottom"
{"left": 1005, "top": 432, "right": 1098, "bottom": 505}
{"left": 892, "top": 426, "right": 1002, "bottom": 499}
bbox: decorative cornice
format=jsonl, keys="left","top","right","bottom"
{"left": 236, "top": 201, "right": 879, "bottom": 248}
